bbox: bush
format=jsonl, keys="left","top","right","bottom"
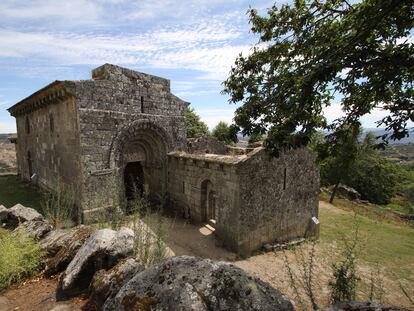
{"left": 347, "top": 157, "right": 398, "bottom": 205}
{"left": 184, "top": 107, "right": 209, "bottom": 138}
{"left": 212, "top": 121, "right": 238, "bottom": 144}
{"left": 0, "top": 228, "right": 44, "bottom": 291}
{"left": 41, "top": 181, "right": 76, "bottom": 229}
{"left": 129, "top": 187, "right": 168, "bottom": 267}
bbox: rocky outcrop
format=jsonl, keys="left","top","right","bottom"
{"left": 332, "top": 184, "right": 361, "bottom": 201}
{"left": 2, "top": 204, "right": 44, "bottom": 230}
{"left": 103, "top": 256, "right": 294, "bottom": 311}
{"left": 45, "top": 227, "right": 92, "bottom": 276}
{"left": 58, "top": 228, "right": 134, "bottom": 297}
{"left": 13, "top": 219, "right": 52, "bottom": 239}
{"left": 325, "top": 301, "right": 409, "bottom": 311}
{"left": 89, "top": 258, "right": 144, "bottom": 308}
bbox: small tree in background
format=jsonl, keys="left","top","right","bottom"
{"left": 248, "top": 132, "right": 264, "bottom": 144}
{"left": 184, "top": 107, "right": 209, "bottom": 138}
{"left": 212, "top": 121, "right": 239, "bottom": 145}
{"left": 318, "top": 124, "right": 362, "bottom": 203}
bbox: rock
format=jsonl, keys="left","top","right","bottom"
{"left": 89, "top": 258, "right": 144, "bottom": 308}
{"left": 103, "top": 256, "right": 294, "bottom": 311}
{"left": 48, "top": 304, "right": 73, "bottom": 311}
{"left": 45, "top": 227, "right": 92, "bottom": 276}
{"left": 3, "top": 204, "right": 44, "bottom": 229}
{"left": 41, "top": 229, "right": 76, "bottom": 257}
{"left": 58, "top": 227, "right": 134, "bottom": 298}
{"left": 13, "top": 219, "right": 52, "bottom": 239}
{"left": 325, "top": 301, "right": 409, "bottom": 311}
{"left": 331, "top": 184, "right": 361, "bottom": 201}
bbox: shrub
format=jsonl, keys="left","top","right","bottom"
{"left": 329, "top": 216, "right": 360, "bottom": 303}
{"left": 212, "top": 121, "right": 239, "bottom": 144}
{"left": 129, "top": 189, "right": 168, "bottom": 267}
{"left": 41, "top": 180, "right": 76, "bottom": 229}
{"left": 0, "top": 228, "right": 44, "bottom": 291}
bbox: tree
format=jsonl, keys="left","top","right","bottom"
{"left": 319, "top": 128, "right": 404, "bottom": 204}
{"left": 184, "top": 107, "right": 209, "bottom": 138}
{"left": 212, "top": 121, "right": 239, "bottom": 144}
{"left": 223, "top": 0, "right": 413, "bottom": 155}
{"left": 248, "top": 132, "right": 264, "bottom": 144}
{"left": 320, "top": 124, "right": 362, "bottom": 203}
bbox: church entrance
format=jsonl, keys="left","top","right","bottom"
{"left": 123, "top": 161, "right": 144, "bottom": 200}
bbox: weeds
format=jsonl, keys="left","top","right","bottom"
{"left": 283, "top": 240, "right": 320, "bottom": 310}
{"left": 129, "top": 184, "right": 168, "bottom": 267}
{"left": 329, "top": 213, "right": 360, "bottom": 304}
{"left": 0, "top": 228, "right": 44, "bottom": 291}
{"left": 41, "top": 180, "right": 75, "bottom": 229}
{"left": 368, "top": 263, "right": 384, "bottom": 303}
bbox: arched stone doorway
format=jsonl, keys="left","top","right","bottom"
{"left": 109, "top": 121, "right": 171, "bottom": 202}
{"left": 201, "top": 180, "right": 217, "bottom": 226}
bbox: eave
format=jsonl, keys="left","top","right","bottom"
{"left": 7, "top": 81, "right": 74, "bottom": 117}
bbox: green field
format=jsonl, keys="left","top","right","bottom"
{"left": 0, "top": 175, "right": 43, "bottom": 211}
{"left": 319, "top": 203, "right": 414, "bottom": 282}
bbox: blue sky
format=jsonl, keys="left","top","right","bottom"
{"left": 0, "top": 0, "right": 399, "bottom": 133}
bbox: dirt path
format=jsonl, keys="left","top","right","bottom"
{"left": 0, "top": 275, "right": 88, "bottom": 311}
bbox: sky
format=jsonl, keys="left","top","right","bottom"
{"left": 0, "top": 0, "right": 396, "bottom": 133}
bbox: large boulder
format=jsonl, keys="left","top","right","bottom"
{"left": 2, "top": 204, "right": 44, "bottom": 229}
{"left": 13, "top": 219, "right": 52, "bottom": 239}
{"left": 332, "top": 184, "right": 361, "bottom": 201}
{"left": 103, "top": 256, "right": 294, "bottom": 311}
{"left": 325, "top": 301, "right": 409, "bottom": 311}
{"left": 41, "top": 229, "right": 77, "bottom": 257}
{"left": 89, "top": 258, "right": 144, "bottom": 308}
{"left": 44, "top": 227, "right": 92, "bottom": 276}
{"left": 58, "top": 227, "right": 134, "bottom": 298}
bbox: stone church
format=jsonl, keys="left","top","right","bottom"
{"left": 8, "top": 64, "right": 319, "bottom": 256}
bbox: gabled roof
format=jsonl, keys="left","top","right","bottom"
{"left": 8, "top": 81, "right": 74, "bottom": 117}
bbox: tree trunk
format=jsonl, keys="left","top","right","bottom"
{"left": 329, "top": 181, "right": 340, "bottom": 204}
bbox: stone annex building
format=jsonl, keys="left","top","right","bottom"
{"left": 8, "top": 64, "right": 319, "bottom": 256}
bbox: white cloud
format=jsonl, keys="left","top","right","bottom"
{"left": 0, "top": 24, "right": 250, "bottom": 82}
{"left": 323, "top": 103, "right": 391, "bottom": 128}
{"left": 0, "top": 0, "right": 102, "bottom": 26}
{"left": 196, "top": 108, "right": 236, "bottom": 129}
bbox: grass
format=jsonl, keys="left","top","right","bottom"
{"left": 319, "top": 202, "right": 414, "bottom": 285}
{"left": 320, "top": 191, "right": 413, "bottom": 226}
{"left": 0, "top": 228, "right": 45, "bottom": 291}
{"left": 0, "top": 175, "right": 43, "bottom": 211}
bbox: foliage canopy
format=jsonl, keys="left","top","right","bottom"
{"left": 184, "top": 107, "right": 209, "bottom": 138}
{"left": 223, "top": 0, "right": 414, "bottom": 155}
{"left": 212, "top": 121, "right": 239, "bottom": 144}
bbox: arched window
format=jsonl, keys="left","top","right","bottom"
{"left": 25, "top": 116, "right": 30, "bottom": 134}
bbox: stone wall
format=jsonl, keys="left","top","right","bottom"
{"left": 14, "top": 96, "right": 81, "bottom": 192}
{"left": 237, "top": 148, "right": 320, "bottom": 256}
{"left": 167, "top": 153, "right": 241, "bottom": 251}
{"left": 69, "top": 64, "right": 187, "bottom": 222}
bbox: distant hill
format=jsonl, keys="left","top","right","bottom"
{"left": 362, "top": 128, "right": 414, "bottom": 144}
